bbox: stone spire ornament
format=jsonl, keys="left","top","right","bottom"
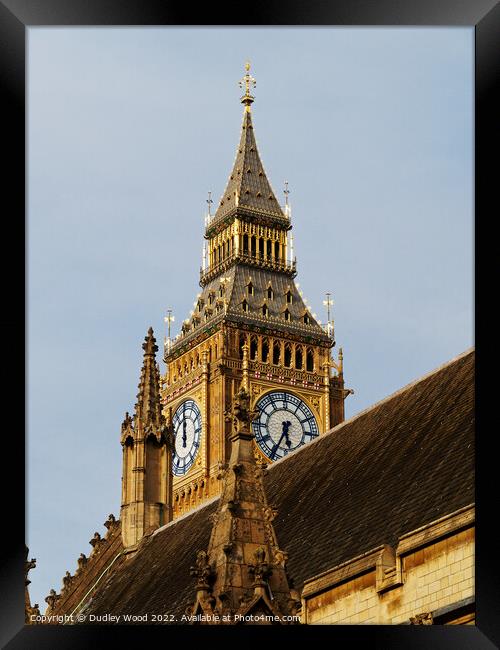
{"left": 187, "top": 360, "right": 301, "bottom": 624}
{"left": 120, "top": 327, "right": 173, "bottom": 550}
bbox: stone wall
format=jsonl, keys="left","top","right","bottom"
{"left": 302, "top": 505, "right": 474, "bottom": 625}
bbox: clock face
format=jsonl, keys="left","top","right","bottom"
{"left": 172, "top": 399, "right": 202, "bottom": 476}
{"left": 252, "top": 391, "right": 319, "bottom": 461}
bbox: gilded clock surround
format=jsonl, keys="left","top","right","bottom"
{"left": 160, "top": 65, "right": 351, "bottom": 519}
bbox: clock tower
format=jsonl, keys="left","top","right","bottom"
{"left": 161, "top": 63, "right": 351, "bottom": 518}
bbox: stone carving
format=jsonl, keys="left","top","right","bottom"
{"left": 248, "top": 547, "right": 273, "bottom": 584}
{"left": 273, "top": 548, "right": 288, "bottom": 568}
{"left": 77, "top": 553, "right": 88, "bottom": 571}
{"left": 25, "top": 552, "right": 36, "bottom": 587}
{"left": 230, "top": 387, "right": 259, "bottom": 435}
{"left": 262, "top": 505, "right": 278, "bottom": 522}
{"left": 62, "top": 571, "right": 73, "bottom": 590}
{"left": 45, "top": 589, "right": 60, "bottom": 611}
{"left": 216, "top": 462, "right": 228, "bottom": 480}
{"left": 89, "top": 532, "right": 101, "bottom": 547}
{"left": 104, "top": 513, "right": 117, "bottom": 531}
{"left": 410, "top": 612, "right": 433, "bottom": 625}
{"left": 190, "top": 550, "right": 213, "bottom": 589}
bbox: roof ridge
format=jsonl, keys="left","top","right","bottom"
{"left": 152, "top": 495, "right": 219, "bottom": 537}
{"left": 268, "top": 347, "right": 475, "bottom": 471}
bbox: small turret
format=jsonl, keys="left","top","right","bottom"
{"left": 120, "top": 328, "right": 173, "bottom": 550}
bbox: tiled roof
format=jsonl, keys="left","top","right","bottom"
{"left": 168, "top": 264, "right": 331, "bottom": 357}
{"left": 81, "top": 349, "right": 474, "bottom": 622}
{"left": 210, "top": 109, "right": 286, "bottom": 228}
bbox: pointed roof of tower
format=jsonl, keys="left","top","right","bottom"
{"left": 133, "top": 327, "right": 164, "bottom": 434}
{"left": 209, "top": 64, "right": 288, "bottom": 231}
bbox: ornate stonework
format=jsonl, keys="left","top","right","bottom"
{"left": 160, "top": 67, "right": 350, "bottom": 519}
{"left": 186, "top": 385, "right": 300, "bottom": 624}
{"left": 120, "top": 328, "right": 173, "bottom": 549}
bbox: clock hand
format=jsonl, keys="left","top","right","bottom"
{"left": 270, "top": 431, "right": 286, "bottom": 459}
{"left": 182, "top": 420, "right": 187, "bottom": 448}
{"left": 282, "top": 420, "right": 292, "bottom": 448}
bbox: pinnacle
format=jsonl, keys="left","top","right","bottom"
{"left": 142, "top": 326, "right": 158, "bottom": 356}
{"left": 134, "top": 327, "right": 163, "bottom": 431}
{"left": 188, "top": 386, "right": 298, "bottom": 622}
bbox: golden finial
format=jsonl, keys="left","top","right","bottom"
{"left": 239, "top": 61, "right": 256, "bottom": 110}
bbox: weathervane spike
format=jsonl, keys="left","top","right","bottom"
{"left": 206, "top": 191, "right": 213, "bottom": 217}
{"left": 322, "top": 293, "right": 335, "bottom": 340}
{"left": 284, "top": 180, "right": 290, "bottom": 206}
{"left": 164, "top": 309, "right": 175, "bottom": 353}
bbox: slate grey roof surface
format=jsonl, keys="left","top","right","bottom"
{"left": 81, "top": 349, "right": 475, "bottom": 623}
{"left": 210, "top": 108, "right": 287, "bottom": 228}
{"left": 168, "top": 263, "right": 331, "bottom": 357}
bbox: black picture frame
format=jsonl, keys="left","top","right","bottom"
{"left": 1, "top": 1, "right": 496, "bottom": 647}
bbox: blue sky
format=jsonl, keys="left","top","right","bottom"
{"left": 27, "top": 27, "right": 473, "bottom": 610}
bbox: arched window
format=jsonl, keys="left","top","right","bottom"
{"left": 274, "top": 241, "right": 280, "bottom": 260}
{"left": 259, "top": 238, "right": 264, "bottom": 258}
{"left": 284, "top": 344, "right": 292, "bottom": 368}
{"left": 284, "top": 309, "right": 291, "bottom": 322}
{"left": 243, "top": 234, "right": 249, "bottom": 254}
{"left": 262, "top": 339, "right": 269, "bottom": 363}
{"left": 286, "top": 290, "right": 293, "bottom": 304}
{"left": 239, "top": 334, "right": 246, "bottom": 360}
{"left": 267, "top": 286, "right": 274, "bottom": 300}
{"left": 303, "top": 313, "right": 310, "bottom": 324}
{"left": 251, "top": 236, "right": 257, "bottom": 257}
{"left": 273, "top": 341, "right": 281, "bottom": 365}
{"left": 250, "top": 336, "right": 258, "bottom": 361}
{"left": 306, "top": 348, "right": 314, "bottom": 372}
{"left": 266, "top": 239, "right": 272, "bottom": 258}
{"left": 242, "top": 299, "right": 249, "bottom": 313}
{"left": 295, "top": 346, "right": 303, "bottom": 369}
{"left": 247, "top": 281, "right": 254, "bottom": 295}
{"left": 262, "top": 304, "right": 269, "bottom": 318}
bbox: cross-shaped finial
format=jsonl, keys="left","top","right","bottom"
{"left": 206, "top": 191, "right": 213, "bottom": 217}
{"left": 239, "top": 61, "right": 256, "bottom": 108}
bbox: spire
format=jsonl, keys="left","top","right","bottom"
{"left": 187, "top": 387, "right": 301, "bottom": 624}
{"left": 120, "top": 327, "right": 173, "bottom": 549}
{"left": 134, "top": 327, "right": 163, "bottom": 433}
{"left": 210, "top": 63, "right": 287, "bottom": 229}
